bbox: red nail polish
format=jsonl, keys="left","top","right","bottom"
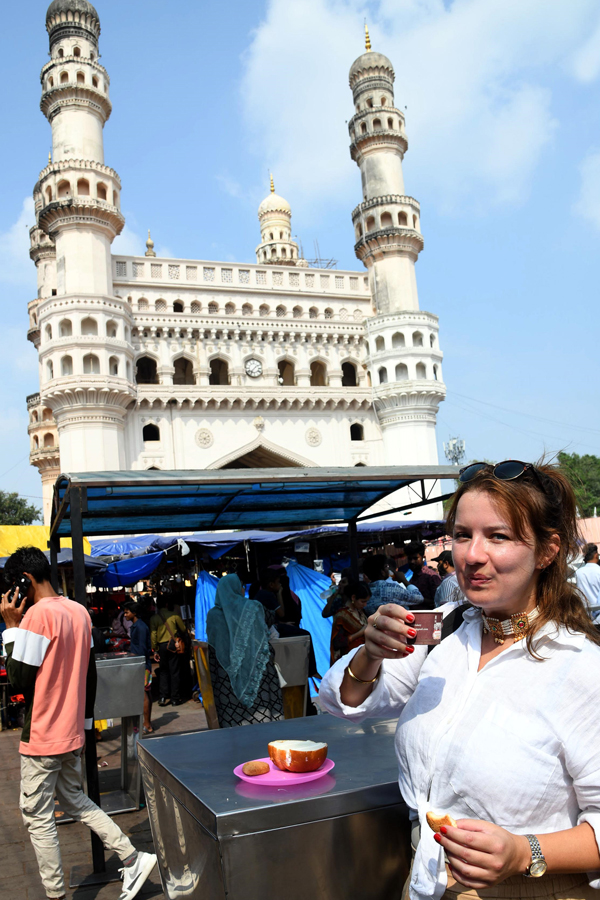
{"left": 405, "top": 645, "right": 415, "bottom": 653}
{"left": 406, "top": 613, "right": 415, "bottom": 623}
{"left": 434, "top": 833, "right": 442, "bottom": 844}
{"left": 407, "top": 628, "right": 417, "bottom": 637}
{"left": 440, "top": 826, "right": 448, "bottom": 835}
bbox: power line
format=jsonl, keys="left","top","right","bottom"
{"left": 452, "top": 390, "right": 600, "bottom": 438}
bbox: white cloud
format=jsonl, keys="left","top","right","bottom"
{"left": 241, "top": 0, "right": 600, "bottom": 215}
{"left": 111, "top": 223, "right": 146, "bottom": 256}
{"left": 573, "top": 151, "right": 600, "bottom": 229}
{"left": 0, "top": 198, "right": 37, "bottom": 288}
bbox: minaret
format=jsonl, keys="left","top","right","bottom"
{"left": 349, "top": 28, "right": 446, "bottom": 465}
{"left": 255, "top": 177, "right": 301, "bottom": 265}
{"left": 33, "top": 0, "right": 135, "bottom": 473}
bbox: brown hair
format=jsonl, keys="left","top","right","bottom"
{"left": 446, "top": 462, "right": 600, "bottom": 654}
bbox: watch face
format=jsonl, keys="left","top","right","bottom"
{"left": 529, "top": 860, "right": 547, "bottom": 878}
{"left": 245, "top": 358, "right": 263, "bottom": 378}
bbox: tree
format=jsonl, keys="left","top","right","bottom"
{"left": 0, "top": 491, "right": 42, "bottom": 525}
{"left": 557, "top": 452, "right": 600, "bottom": 518}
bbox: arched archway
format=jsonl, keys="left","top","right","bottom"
{"left": 173, "top": 357, "right": 195, "bottom": 385}
{"left": 136, "top": 356, "right": 158, "bottom": 384}
{"left": 209, "top": 358, "right": 229, "bottom": 385}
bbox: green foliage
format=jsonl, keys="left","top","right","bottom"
{"left": 557, "top": 452, "right": 600, "bottom": 518}
{"left": 0, "top": 491, "right": 42, "bottom": 525}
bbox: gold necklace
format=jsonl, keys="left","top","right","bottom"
{"left": 481, "top": 607, "right": 539, "bottom": 645}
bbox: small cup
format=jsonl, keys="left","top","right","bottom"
{"left": 406, "top": 610, "right": 444, "bottom": 645}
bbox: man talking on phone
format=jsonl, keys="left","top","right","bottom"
{"left": 1, "top": 546, "right": 156, "bottom": 900}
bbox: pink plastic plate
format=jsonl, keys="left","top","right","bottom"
{"left": 234, "top": 756, "right": 335, "bottom": 786}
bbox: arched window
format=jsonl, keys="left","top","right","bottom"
{"left": 276, "top": 305, "right": 286, "bottom": 318}
{"left": 83, "top": 353, "right": 100, "bottom": 374}
{"left": 138, "top": 298, "right": 149, "bottom": 310}
{"left": 259, "top": 304, "right": 269, "bottom": 317}
{"left": 395, "top": 363, "right": 408, "bottom": 381}
{"left": 191, "top": 301, "right": 200, "bottom": 313}
{"left": 281, "top": 247, "right": 287, "bottom": 258}
{"left": 360, "top": 122, "right": 367, "bottom": 134}
{"left": 136, "top": 356, "right": 158, "bottom": 384}
{"left": 57, "top": 180, "right": 70, "bottom": 198}
{"left": 293, "top": 306, "right": 302, "bottom": 318}
{"left": 92, "top": 75, "right": 99, "bottom": 88}
{"left": 413, "top": 331, "right": 424, "bottom": 347}
{"left": 113, "top": 190, "right": 119, "bottom": 206}
{"left": 392, "top": 332, "right": 405, "bottom": 348}
{"left": 60, "top": 71, "right": 69, "bottom": 84}
{"left": 48, "top": 76, "right": 54, "bottom": 88}
{"left": 225, "top": 302, "right": 235, "bottom": 315}
{"left": 59, "top": 318, "right": 72, "bottom": 337}
{"left": 77, "top": 178, "right": 90, "bottom": 196}
{"left": 73, "top": 46, "right": 81, "bottom": 57}
{"left": 31, "top": 410, "right": 38, "bottom": 423}
{"left": 381, "top": 212, "right": 393, "bottom": 228}
{"left": 430, "top": 334, "right": 436, "bottom": 348}
{"left": 355, "top": 222, "right": 363, "bottom": 239}
{"left": 373, "top": 118, "right": 382, "bottom": 130}
{"left": 155, "top": 299, "right": 166, "bottom": 312}
{"left": 33, "top": 435, "right": 39, "bottom": 449}
{"left": 45, "top": 186, "right": 52, "bottom": 203}
{"left": 77, "top": 71, "right": 85, "bottom": 84}
{"left": 106, "top": 320, "right": 118, "bottom": 338}
{"left": 416, "top": 362, "right": 427, "bottom": 379}
{"left": 208, "top": 301, "right": 218, "bottom": 314}
{"left": 46, "top": 360, "right": 54, "bottom": 380}
{"left": 44, "top": 433, "right": 55, "bottom": 448}
{"left": 387, "top": 117, "right": 394, "bottom": 129}
{"left": 90, "top": 51, "right": 95, "bottom": 60}
{"left": 81, "top": 316, "right": 98, "bottom": 335}
{"left": 378, "top": 366, "right": 388, "bottom": 384}
{"left": 413, "top": 215, "right": 418, "bottom": 228}
{"left": 143, "top": 424, "right": 160, "bottom": 442}
{"left": 399, "top": 211, "right": 408, "bottom": 226}
{"left": 61, "top": 355, "right": 73, "bottom": 376}
{"left": 433, "top": 364, "right": 438, "bottom": 381}
{"left": 342, "top": 362, "right": 357, "bottom": 387}
{"left": 45, "top": 324, "right": 52, "bottom": 341}
{"left": 109, "top": 356, "right": 119, "bottom": 376}
{"left": 324, "top": 308, "right": 333, "bottom": 319}
{"left": 97, "top": 183, "right": 107, "bottom": 201}
{"left": 173, "top": 301, "right": 184, "bottom": 313}
{"left": 209, "top": 358, "right": 229, "bottom": 385}
{"left": 310, "top": 361, "right": 326, "bottom": 387}
{"left": 43, "top": 408, "right": 53, "bottom": 421}
{"left": 375, "top": 336, "right": 385, "bottom": 352}
{"left": 350, "top": 423, "right": 364, "bottom": 441}
{"left": 271, "top": 248, "right": 277, "bottom": 258}
{"left": 242, "top": 303, "right": 253, "bottom": 316}
{"left": 173, "top": 357, "right": 195, "bottom": 385}
{"left": 366, "top": 98, "right": 373, "bottom": 108}
{"left": 278, "top": 359, "right": 295, "bottom": 386}
{"left": 309, "top": 307, "right": 318, "bottom": 319}
{"left": 381, "top": 96, "right": 387, "bottom": 106}
{"left": 57, "top": 48, "right": 64, "bottom": 58}
{"left": 269, "top": 232, "right": 274, "bottom": 240}
{"left": 366, "top": 216, "right": 375, "bottom": 232}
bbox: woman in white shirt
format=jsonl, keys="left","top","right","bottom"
{"left": 319, "top": 460, "right": 600, "bottom": 900}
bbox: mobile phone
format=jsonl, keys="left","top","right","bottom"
{"left": 9, "top": 575, "right": 32, "bottom": 603}
{"left": 406, "top": 610, "right": 443, "bottom": 645}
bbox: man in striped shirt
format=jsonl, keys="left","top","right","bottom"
{"left": 1, "top": 546, "right": 156, "bottom": 900}
{"left": 432, "top": 550, "right": 465, "bottom": 608}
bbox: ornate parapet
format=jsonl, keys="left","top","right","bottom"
{"left": 38, "top": 197, "right": 124, "bottom": 238}
{"left": 41, "top": 83, "right": 112, "bottom": 123}
{"left": 372, "top": 380, "right": 446, "bottom": 428}
{"left": 354, "top": 227, "right": 424, "bottom": 265}
{"left": 135, "top": 384, "right": 373, "bottom": 412}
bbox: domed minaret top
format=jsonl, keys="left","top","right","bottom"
{"left": 46, "top": 0, "right": 100, "bottom": 47}
{"left": 255, "top": 176, "right": 300, "bottom": 266}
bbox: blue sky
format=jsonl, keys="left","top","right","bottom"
{"left": 1, "top": 0, "right": 600, "bottom": 512}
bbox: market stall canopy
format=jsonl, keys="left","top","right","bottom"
{"left": 50, "top": 467, "right": 459, "bottom": 538}
{"left": 93, "top": 551, "right": 165, "bottom": 588}
{"left": 0, "top": 525, "right": 92, "bottom": 557}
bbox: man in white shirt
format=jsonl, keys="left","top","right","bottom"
{"left": 432, "top": 551, "right": 464, "bottom": 608}
{"left": 575, "top": 543, "right": 600, "bottom": 611}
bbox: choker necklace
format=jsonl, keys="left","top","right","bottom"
{"left": 481, "top": 607, "right": 539, "bottom": 645}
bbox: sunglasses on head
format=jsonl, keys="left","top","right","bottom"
{"left": 459, "top": 460, "right": 546, "bottom": 493}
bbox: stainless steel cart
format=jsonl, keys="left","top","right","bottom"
{"left": 138, "top": 714, "right": 410, "bottom": 900}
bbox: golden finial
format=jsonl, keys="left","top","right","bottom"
{"left": 365, "top": 23, "right": 371, "bottom": 51}
{"left": 48, "top": 151, "right": 52, "bottom": 165}
{"left": 145, "top": 229, "right": 156, "bottom": 258}
{"left": 270, "top": 173, "right": 275, "bottom": 193}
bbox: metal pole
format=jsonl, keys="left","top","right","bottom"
{"left": 349, "top": 519, "right": 359, "bottom": 580}
{"left": 69, "top": 487, "right": 87, "bottom": 607}
{"left": 49, "top": 535, "right": 60, "bottom": 595}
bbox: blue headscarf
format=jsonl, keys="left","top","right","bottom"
{"left": 206, "top": 573, "right": 271, "bottom": 709}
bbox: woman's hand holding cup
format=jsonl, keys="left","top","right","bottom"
{"left": 363, "top": 604, "right": 417, "bottom": 662}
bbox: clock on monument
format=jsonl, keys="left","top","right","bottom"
{"left": 245, "top": 358, "right": 263, "bottom": 378}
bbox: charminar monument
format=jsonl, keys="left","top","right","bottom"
{"left": 26, "top": 1, "right": 446, "bottom": 524}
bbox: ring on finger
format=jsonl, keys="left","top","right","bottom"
{"left": 372, "top": 613, "right": 381, "bottom": 630}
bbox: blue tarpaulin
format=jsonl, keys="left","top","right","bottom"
{"left": 194, "top": 570, "right": 219, "bottom": 641}
{"left": 286, "top": 560, "right": 333, "bottom": 689}
{"left": 93, "top": 551, "right": 164, "bottom": 588}
{"left": 89, "top": 535, "right": 159, "bottom": 557}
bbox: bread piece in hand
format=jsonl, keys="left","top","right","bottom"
{"left": 268, "top": 740, "right": 328, "bottom": 772}
{"left": 426, "top": 811, "right": 457, "bottom": 833}
{"left": 242, "top": 760, "right": 270, "bottom": 776}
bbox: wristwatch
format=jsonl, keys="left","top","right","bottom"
{"left": 524, "top": 835, "right": 547, "bottom": 878}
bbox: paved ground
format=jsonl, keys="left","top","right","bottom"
{"left": 0, "top": 699, "right": 208, "bottom": 900}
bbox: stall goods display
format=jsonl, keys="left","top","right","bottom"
{"left": 426, "top": 812, "right": 457, "bottom": 833}
{"left": 268, "top": 740, "right": 328, "bottom": 773}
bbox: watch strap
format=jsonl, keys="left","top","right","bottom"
{"left": 524, "top": 834, "right": 545, "bottom": 876}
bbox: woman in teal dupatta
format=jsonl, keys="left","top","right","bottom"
{"left": 206, "top": 573, "right": 284, "bottom": 727}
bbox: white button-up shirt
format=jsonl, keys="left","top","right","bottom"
{"left": 319, "top": 606, "right": 600, "bottom": 900}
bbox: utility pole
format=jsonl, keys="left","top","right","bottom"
{"left": 444, "top": 437, "right": 466, "bottom": 467}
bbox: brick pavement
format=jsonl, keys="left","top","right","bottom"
{"left": 0, "top": 699, "right": 208, "bottom": 900}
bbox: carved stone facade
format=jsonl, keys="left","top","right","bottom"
{"left": 27, "top": 5, "right": 446, "bottom": 523}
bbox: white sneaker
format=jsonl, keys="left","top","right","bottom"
{"left": 118, "top": 851, "right": 158, "bottom": 900}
